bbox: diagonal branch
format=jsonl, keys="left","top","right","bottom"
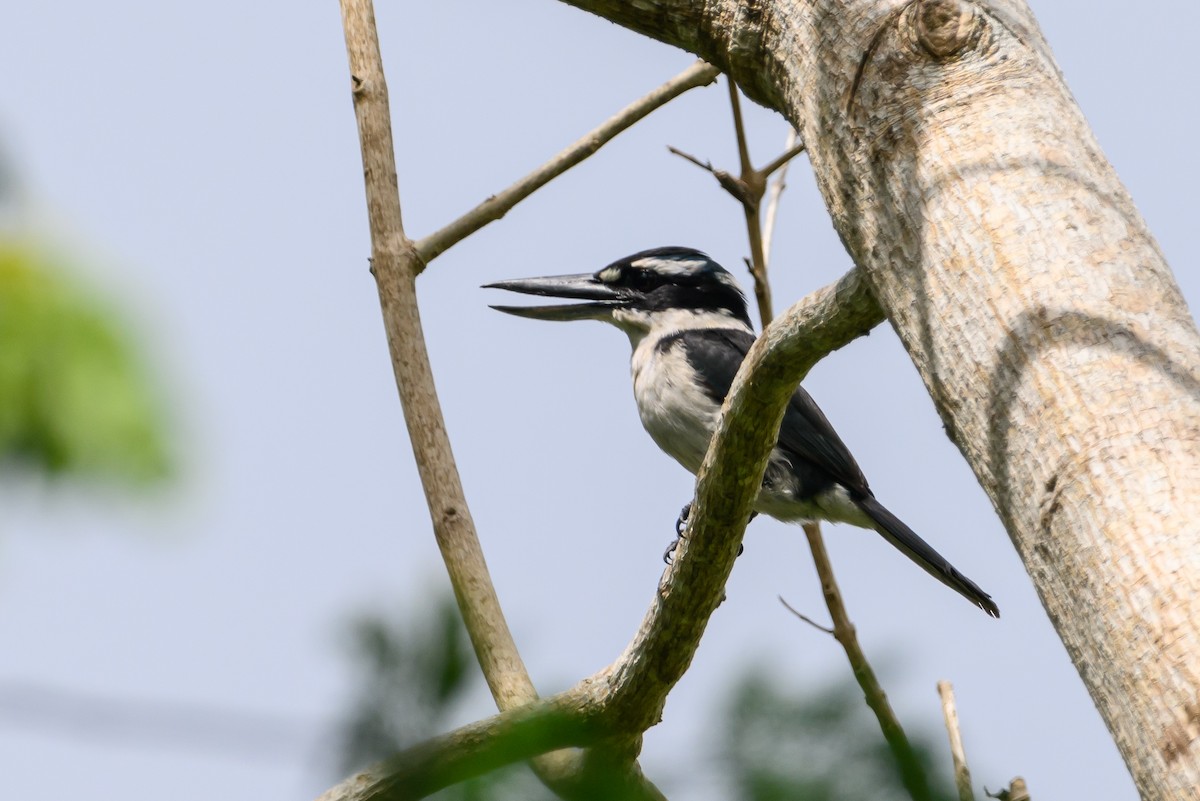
{"left": 338, "top": 3, "right": 722, "bottom": 799}
{"left": 721, "top": 107, "right": 930, "bottom": 801}
{"left": 725, "top": 81, "right": 773, "bottom": 323}
{"left": 340, "top": 0, "right": 535, "bottom": 721}
{"left": 415, "top": 61, "right": 719, "bottom": 265}
{"left": 317, "top": 268, "right": 883, "bottom": 799}
{"left": 340, "top": 1, "right": 883, "bottom": 794}
{"left": 667, "top": 81, "right": 804, "bottom": 327}
{"left": 316, "top": 697, "right": 593, "bottom": 801}
{"left": 601, "top": 269, "right": 884, "bottom": 732}
{"left": 340, "top": 2, "right": 652, "bottom": 797}
{"left": 803, "top": 525, "right": 933, "bottom": 800}
{"left": 758, "top": 137, "right": 807, "bottom": 180}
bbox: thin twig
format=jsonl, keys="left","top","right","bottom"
{"left": 761, "top": 128, "right": 801, "bottom": 266}
{"left": 666, "top": 145, "right": 715, "bottom": 174}
{"left": 340, "top": 0, "right": 534, "bottom": 722}
{"left": 938, "top": 681, "right": 975, "bottom": 801}
{"left": 728, "top": 81, "right": 772, "bottom": 325}
{"left": 416, "top": 61, "right": 720, "bottom": 264}
{"left": 338, "top": 2, "right": 666, "bottom": 797}
{"left": 744, "top": 121, "right": 930, "bottom": 801}
{"left": 778, "top": 595, "right": 835, "bottom": 635}
{"left": 806, "top": 525, "right": 934, "bottom": 801}
{"left": 667, "top": 145, "right": 756, "bottom": 207}
{"left": 758, "top": 137, "right": 807, "bottom": 180}
{"left": 728, "top": 78, "right": 754, "bottom": 178}
{"left": 666, "top": 81, "right": 806, "bottom": 328}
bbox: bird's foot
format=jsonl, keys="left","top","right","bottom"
{"left": 663, "top": 502, "right": 693, "bottom": 564}
{"left": 663, "top": 538, "right": 680, "bottom": 565}
{"left": 676, "top": 501, "right": 692, "bottom": 537}
{"left": 663, "top": 501, "right": 747, "bottom": 564}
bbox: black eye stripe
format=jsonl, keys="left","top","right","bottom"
{"left": 596, "top": 267, "right": 663, "bottom": 290}
{"left": 631, "top": 270, "right": 660, "bottom": 289}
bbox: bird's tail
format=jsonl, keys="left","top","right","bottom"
{"left": 854, "top": 495, "right": 1000, "bottom": 618}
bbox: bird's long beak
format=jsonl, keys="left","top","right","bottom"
{"left": 484, "top": 272, "right": 635, "bottom": 322}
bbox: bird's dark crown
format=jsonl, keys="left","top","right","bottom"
{"left": 595, "top": 247, "right": 752, "bottom": 326}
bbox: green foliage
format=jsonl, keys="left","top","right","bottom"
{"left": 338, "top": 594, "right": 549, "bottom": 800}
{"left": 719, "top": 669, "right": 957, "bottom": 801}
{"left": 339, "top": 594, "right": 964, "bottom": 800}
{"left": 0, "top": 240, "right": 169, "bottom": 482}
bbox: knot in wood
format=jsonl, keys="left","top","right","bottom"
{"left": 915, "top": 0, "right": 977, "bottom": 58}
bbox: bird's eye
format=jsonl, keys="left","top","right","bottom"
{"left": 629, "top": 269, "right": 659, "bottom": 291}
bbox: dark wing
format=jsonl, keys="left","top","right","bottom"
{"left": 778, "top": 381, "right": 871, "bottom": 496}
{"left": 676, "top": 328, "right": 870, "bottom": 495}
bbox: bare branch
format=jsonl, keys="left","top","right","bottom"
{"left": 340, "top": 2, "right": 660, "bottom": 797}
{"left": 666, "top": 144, "right": 755, "bottom": 207}
{"left": 416, "top": 61, "right": 720, "bottom": 264}
{"left": 728, "top": 78, "right": 754, "bottom": 178}
{"left": 665, "top": 145, "right": 715, "bottom": 174}
{"left": 723, "top": 82, "right": 771, "bottom": 324}
{"left": 805, "top": 524, "right": 934, "bottom": 801}
{"left": 757, "top": 137, "right": 806, "bottom": 180}
{"left": 599, "top": 269, "right": 883, "bottom": 735}
{"left": 778, "top": 595, "right": 835, "bottom": 635}
{"left": 317, "top": 262, "right": 882, "bottom": 798}
{"left": 340, "top": 0, "right": 535, "bottom": 721}
{"left": 938, "top": 680, "right": 975, "bottom": 801}
{"left": 761, "top": 128, "right": 801, "bottom": 266}
{"left": 745, "top": 117, "right": 928, "bottom": 801}
{"left": 691, "top": 83, "right": 805, "bottom": 326}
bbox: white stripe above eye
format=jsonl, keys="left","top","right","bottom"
{"left": 630, "top": 256, "right": 709, "bottom": 275}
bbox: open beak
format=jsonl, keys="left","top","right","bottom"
{"left": 483, "top": 273, "right": 636, "bottom": 322}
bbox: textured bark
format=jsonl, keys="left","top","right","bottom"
{"left": 340, "top": 0, "right": 537, "bottom": 717}
{"left": 559, "top": 0, "right": 1200, "bottom": 798}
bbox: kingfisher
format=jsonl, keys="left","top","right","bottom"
{"left": 486, "top": 246, "right": 998, "bottom": 617}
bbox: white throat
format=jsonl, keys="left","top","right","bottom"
{"left": 610, "top": 307, "right": 753, "bottom": 350}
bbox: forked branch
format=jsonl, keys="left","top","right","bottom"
{"left": 335, "top": 1, "right": 888, "bottom": 796}
{"left": 707, "top": 103, "right": 930, "bottom": 800}
{"left": 338, "top": 0, "right": 688, "bottom": 796}
{"left": 417, "top": 61, "right": 719, "bottom": 265}
{"left": 319, "top": 263, "right": 883, "bottom": 799}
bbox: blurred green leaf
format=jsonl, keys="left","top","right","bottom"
{"left": 338, "top": 594, "right": 976, "bottom": 801}
{"left": 719, "top": 669, "right": 958, "bottom": 801}
{"left": 338, "top": 593, "right": 550, "bottom": 799}
{"left": 0, "top": 239, "right": 169, "bottom": 482}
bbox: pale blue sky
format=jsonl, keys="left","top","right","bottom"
{"left": 0, "top": 2, "right": 1195, "bottom": 799}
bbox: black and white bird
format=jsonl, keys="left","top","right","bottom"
{"left": 486, "top": 246, "right": 999, "bottom": 617}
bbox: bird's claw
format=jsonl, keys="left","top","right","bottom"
{"left": 675, "top": 501, "right": 692, "bottom": 537}
{"left": 663, "top": 499, "right": 746, "bottom": 564}
{"left": 663, "top": 538, "right": 680, "bottom": 565}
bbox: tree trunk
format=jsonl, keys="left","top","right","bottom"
{"left": 559, "top": 0, "right": 1200, "bottom": 797}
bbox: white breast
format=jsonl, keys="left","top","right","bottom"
{"left": 630, "top": 337, "right": 721, "bottom": 475}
